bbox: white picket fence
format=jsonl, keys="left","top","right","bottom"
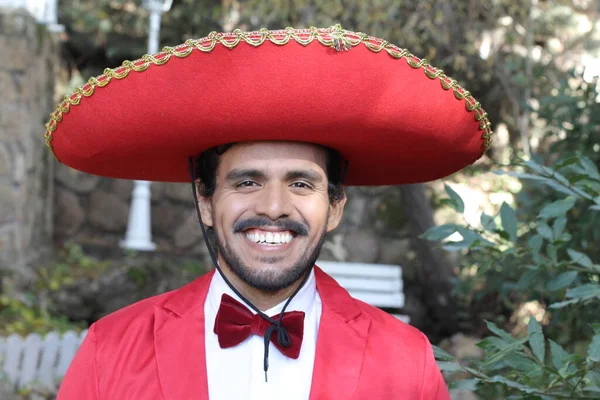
{"left": 0, "top": 330, "right": 87, "bottom": 392}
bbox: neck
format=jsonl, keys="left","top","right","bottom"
{"left": 216, "top": 260, "right": 308, "bottom": 312}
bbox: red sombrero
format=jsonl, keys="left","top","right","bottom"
{"left": 45, "top": 25, "right": 492, "bottom": 186}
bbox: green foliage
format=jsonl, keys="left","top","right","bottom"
{"left": 537, "top": 70, "right": 600, "bottom": 166}
{"left": 434, "top": 324, "right": 600, "bottom": 399}
{"left": 58, "top": 0, "right": 223, "bottom": 74}
{"left": 0, "top": 292, "right": 83, "bottom": 337}
{"left": 427, "top": 157, "right": 600, "bottom": 398}
{"left": 0, "top": 243, "right": 107, "bottom": 336}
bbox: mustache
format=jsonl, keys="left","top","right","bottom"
{"left": 232, "top": 217, "right": 309, "bottom": 236}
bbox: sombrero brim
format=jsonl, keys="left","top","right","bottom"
{"left": 45, "top": 25, "right": 492, "bottom": 186}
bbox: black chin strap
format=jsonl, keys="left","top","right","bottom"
{"left": 188, "top": 157, "right": 311, "bottom": 382}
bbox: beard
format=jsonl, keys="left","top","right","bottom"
{"left": 213, "top": 222, "right": 327, "bottom": 293}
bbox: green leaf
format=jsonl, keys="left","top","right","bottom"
{"left": 552, "top": 217, "right": 567, "bottom": 238}
{"left": 538, "top": 197, "right": 576, "bottom": 219}
{"left": 567, "top": 249, "right": 594, "bottom": 268}
{"left": 500, "top": 202, "right": 518, "bottom": 242}
{"left": 485, "top": 320, "right": 515, "bottom": 342}
{"left": 554, "top": 157, "right": 580, "bottom": 170}
{"left": 588, "top": 334, "right": 600, "bottom": 362}
{"left": 480, "top": 213, "right": 496, "bottom": 231}
{"left": 421, "top": 224, "right": 458, "bottom": 241}
{"left": 450, "top": 379, "right": 478, "bottom": 391}
{"left": 478, "top": 336, "right": 510, "bottom": 351}
{"left": 516, "top": 269, "right": 541, "bottom": 290}
{"left": 480, "top": 337, "right": 529, "bottom": 368}
{"left": 453, "top": 227, "right": 495, "bottom": 248}
{"left": 505, "top": 352, "right": 541, "bottom": 373}
{"left": 547, "top": 244, "right": 558, "bottom": 263}
{"left": 487, "top": 376, "right": 539, "bottom": 394}
{"left": 528, "top": 318, "right": 545, "bottom": 364}
{"left": 568, "top": 173, "right": 591, "bottom": 184}
{"left": 549, "top": 298, "right": 582, "bottom": 309}
{"left": 549, "top": 340, "right": 570, "bottom": 371}
{"left": 436, "top": 361, "right": 464, "bottom": 372}
{"left": 546, "top": 271, "right": 578, "bottom": 291}
{"left": 566, "top": 284, "right": 600, "bottom": 299}
{"left": 586, "top": 370, "right": 600, "bottom": 387}
{"left": 433, "top": 345, "right": 455, "bottom": 361}
{"left": 494, "top": 170, "right": 580, "bottom": 197}
{"left": 444, "top": 184, "right": 465, "bottom": 213}
{"left": 527, "top": 235, "right": 543, "bottom": 254}
{"left": 580, "top": 155, "right": 600, "bottom": 180}
{"left": 442, "top": 241, "right": 471, "bottom": 252}
{"left": 537, "top": 222, "right": 554, "bottom": 241}
{"left": 524, "top": 159, "right": 553, "bottom": 176}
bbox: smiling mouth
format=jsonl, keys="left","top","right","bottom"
{"left": 244, "top": 229, "right": 295, "bottom": 245}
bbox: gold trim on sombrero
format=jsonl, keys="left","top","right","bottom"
{"left": 44, "top": 24, "right": 493, "bottom": 157}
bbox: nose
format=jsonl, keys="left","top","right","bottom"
{"left": 253, "top": 182, "right": 293, "bottom": 220}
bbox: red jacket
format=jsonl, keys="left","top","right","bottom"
{"left": 57, "top": 267, "right": 450, "bottom": 399}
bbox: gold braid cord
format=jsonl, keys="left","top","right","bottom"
{"left": 44, "top": 24, "right": 493, "bottom": 156}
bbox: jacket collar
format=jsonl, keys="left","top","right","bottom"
{"left": 154, "top": 266, "right": 369, "bottom": 400}
{"left": 154, "top": 270, "right": 214, "bottom": 400}
{"left": 309, "top": 267, "right": 370, "bottom": 400}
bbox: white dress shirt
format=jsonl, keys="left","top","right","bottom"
{"left": 205, "top": 269, "right": 322, "bottom": 400}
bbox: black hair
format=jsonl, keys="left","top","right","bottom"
{"left": 195, "top": 143, "right": 346, "bottom": 204}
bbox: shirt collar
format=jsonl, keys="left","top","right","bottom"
{"left": 208, "top": 267, "right": 317, "bottom": 317}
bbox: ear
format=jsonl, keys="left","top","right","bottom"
{"left": 195, "top": 179, "right": 214, "bottom": 227}
{"left": 326, "top": 191, "right": 347, "bottom": 232}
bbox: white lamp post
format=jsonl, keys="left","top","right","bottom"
{"left": 120, "top": 0, "right": 173, "bottom": 251}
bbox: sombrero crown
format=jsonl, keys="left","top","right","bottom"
{"left": 45, "top": 25, "right": 492, "bottom": 186}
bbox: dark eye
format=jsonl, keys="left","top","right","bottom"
{"left": 291, "top": 182, "right": 311, "bottom": 189}
{"left": 237, "top": 181, "right": 258, "bottom": 188}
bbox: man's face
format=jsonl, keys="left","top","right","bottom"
{"left": 197, "top": 141, "right": 346, "bottom": 292}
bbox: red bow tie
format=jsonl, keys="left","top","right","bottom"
{"left": 213, "top": 293, "right": 305, "bottom": 359}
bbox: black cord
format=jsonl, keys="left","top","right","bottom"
{"left": 188, "top": 157, "right": 311, "bottom": 382}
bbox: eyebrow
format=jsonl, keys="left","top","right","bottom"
{"left": 225, "top": 168, "right": 324, "bottom": 184}
{"left": 225, "top": 168, "right": 266, "bottom": 182}
{"left": 284, "top": 170, "right": 324, "bottom": 184}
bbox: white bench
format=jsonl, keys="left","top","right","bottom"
{"left": 317, "top": 261, "right": 410, "bottom": 323}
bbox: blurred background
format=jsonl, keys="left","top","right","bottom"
{"left": 0, "top": 0, "right": 599, "bottom": 399}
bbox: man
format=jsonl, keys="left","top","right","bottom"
{"left": 47, "top": 25, "right": 492, "bottom": 399}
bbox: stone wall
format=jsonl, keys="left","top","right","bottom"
{"left": 0, "top": 8, "right": 58, "bottom": 270}
{"left": 53, "top": 171, "right": 209, "bottom": 256}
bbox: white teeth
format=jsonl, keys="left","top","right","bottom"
{"left": 246, "top": 231, "right": 294, "bottom": 244}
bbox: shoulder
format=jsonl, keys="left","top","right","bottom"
{"left": 91, "top": 271, "right": 212, "bottom": 343}
{"left": 355, "top": 298, "right": 429, "bottom": 347}
{"left": 92, "top": 289, "right": 175, "bottom": 340}
{"left": 353, "top": 300, "right": 448, "bottom": 397}
{"left": 350, "top": 298, "right": 437, "bottom": 376}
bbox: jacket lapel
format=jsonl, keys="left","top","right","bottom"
{"left": 154, "top": 270, "right": 215, "bottom": 400}
{"left": 309, "top": 267, "right": 371, "bottom": 400}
